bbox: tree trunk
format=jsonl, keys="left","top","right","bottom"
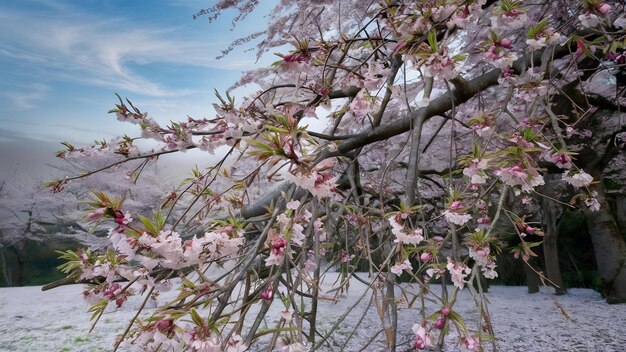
{"left": 541, "top": 195, "right": 567, "bottom": 295}
{"left": 523, "top": 257, "right": 540, "bottom": 294}
{"left": 9, "top": 243, "right": 26, "bottom": 287}
{"left": 0, "top": 249, "right": 12, "bottom": 286}
{"left": 584, "top": 188, "right": 626, "bottom": 303}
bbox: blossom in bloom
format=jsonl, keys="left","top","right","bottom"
{"left": 585, "top": 192, "right": 601, "bottom": 211}
{"left": 339, "top": 249, "right": 354, "bottom": 263}
{"left": 469, "top": 246, "right": 490, "bottom": 265}
{"left": 225, "top": 334, "right": 247, "bottom": 352}
{"left": 443, "top": 210, "right": 473, "bottom": 226}
{"left": 113, "top": 210, "right": 133, "bottom": 225}
{"left": 562, "top": 170, "right": 593, "bottom": 188}
{"left": 304, "top": 250, "right": 317, "bottom": 272}
{"left": 547, "top": 151, "right": 573, "bottom": 169}
{"left": 359, "top": 62, "right": 390, "bottom": 90}
{"left": 424, "top": 53, "right": 458, "bottom": 80}
{"left": 412, "top": 323, "right": 433, "bottom": 350}
{"left": 426, "top": 267, "right": 446, "bottom": 280}
{"left": 390, "top": 259, "right": 412, "bottom": 276}
{"left": 464, "top": 336, "right": 480, "bottom": 351}
{"left": 578, "top": 13, "right": 600, "bottom": 28}
{"left": 290, "top": 222, "right": 306, "bottom": 247}
{"left": 443, "top": 201, "right": 472, "bottom": 226}
{"left": 614, "top": 16, "right": 626, "bottom": 29}
{"left": 490, "top": 9, "right": 528, "bottom": 30}
{"left": 347, "top": 94, "right": 373, "bottom": 123}
{"left": 180, "top": 327, "right": 221, "bottom": 352}
{"left": 284, "top": 168, "right": 337, "bottom": 199}
{"left": 265, "top": 238, "right": 288, "bottom": 267}
{"left": 286, "top": 200, "right": 300, "bottom": 210}
{"left": 484, "top": 45, "right": 518, "bottom": 69}
{"left": 281, "top": 307, "right": 294, "bottom": 323}
{"left": 203, "top": 229, "right": 245, "bottom": 261}
{"left": 526, "top": 25, "right": 563, "bottom": 51}
{"left": 389, "top": 216, "right": 424, "bottom": 245}
{"left": 496, "top": 164, "right": 545, "bottom": 192}
{"left": 447, "top": 257, "right": 471, "bottom": 289}
{"left": 463, "top": 158, "right": 489, "bottom": 185}
{"left": 482, "top": 262, "right": 498, "bottom": 279}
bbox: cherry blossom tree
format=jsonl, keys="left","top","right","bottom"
{"left": 0, "top": 151, "right": 173, "bottom": 286}
{"left": 45, "top": 0, "right": 626, "bottom": 351}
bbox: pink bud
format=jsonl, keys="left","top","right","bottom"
{"left": 596, "top": 4, "right": 611, "bottom": 14}
{"left": 575, "top": 39, "right": 585, "bottom": 58}
{"left": 434, "top": 315, "right": 447, "bottom": 329}
{"left": 155, "top": 319, "right": 173, "bottom": 334}
{"left": 449, "top": 201, "right": 462, "bottom": 210}
{"left": 500, "top": 39, "right": 512, "bottom": 49}
{"left": 441, "top": 306, "right": 451, "bottom": 316}
{"left": 414, "top": 337, "right": 426, "bottom": 350}
{"left": 86, "top": 208, "right": 106, "bottom": 221}
{"left": 420, "top": 252, "right": 433, "bottom": 262}
{"left": 272, "top": 239, "right": 287, "bottom": 250}
{"left": 260, "top": 286, "right": 274, "bottom": 301}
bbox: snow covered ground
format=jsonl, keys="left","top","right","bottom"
{"left": 1, "top": 275, "right": 625, "bottom": 351}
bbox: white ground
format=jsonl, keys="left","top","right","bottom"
{"left": 1, "top": 275, "right": 625, "bottom": 351}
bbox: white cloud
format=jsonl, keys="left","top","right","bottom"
{"left": 0, "top": 3, "right": 257, "bottom": 98}
{"left": 4, "top": 83, "right": 49, "bottom": 110}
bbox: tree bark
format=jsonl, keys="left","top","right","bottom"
{"left": 584, "top": 187, "right": 626, "bottom": 303}
{"left": 0, "top": 249, "right": 12, "bottom": 286}
{"left": 523, "top": 257, "right": 541, "bottom": 294}
{"left": 9, "top": 241, "right": 27, "bottom": 287}
{"left": 541, "top": 190, "right": 567, "bottom": 295}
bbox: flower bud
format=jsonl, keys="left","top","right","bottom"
{"left": 434, "top": 315, "right": 447, "bottom": 329}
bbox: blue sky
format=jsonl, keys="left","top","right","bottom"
{"left": 0, "top": 0, "right": 273, "bottom": 171}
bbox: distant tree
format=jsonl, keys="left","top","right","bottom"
{"left": 46, "top": 1, "right": 626, "bottom": 351}
{"left": 0, "top": 152, "right": 172, "bottom": 286}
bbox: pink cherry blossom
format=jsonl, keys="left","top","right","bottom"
{"left": 463, "top": 158, "right": 489, "bottom": 185}
{"left": 447, "top": 257, "right": 472, "bottom": 289}
{"left": 596, "top": 3, "right": 611, "bottom": 15}
{"left": 420, "top": 251, "right": 433, "bottom": 263}
{"left": 464, "top": 336, "right": 480, "bottom": 351}
{"left": 389, "top": 216, "right": 424, "bottom": 245}
{"left": 390, "top": 259, "right": 412, "bottom": 276}
{"left": 548, "top": 151, "right": 573, "bottom": 169}
{"left": 496, "top": 165, "right": 545, "bottom": 192}
{"left": 562, "top": 170, "right": 593, "bottom": 188}
{"left": 412, "top": 323, "right": 433, "bottom": 350}
{"left": 260, "top": 285, "right": 274, "bottom": 301}
{"left": 585, "top": 192, "right": 601, "bottom": 211}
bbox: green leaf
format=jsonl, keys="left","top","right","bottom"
{"left": 190, "top": 309, "right": 205, "bottom": 327}
{"left": 87, "top": 299, "right": 109, "bottom": 321}
{"left": 527, "top": 20, "right": 549, "bottom": 39}
{"left": 428, "top": 30, "right": 438, "bottom": 52}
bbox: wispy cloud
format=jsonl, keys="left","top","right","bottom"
{"left": 4, "top": 83, "right": 49, "bottom": 110}
{"left": 0, "top": 2, "right": 256, "bottom": 98}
